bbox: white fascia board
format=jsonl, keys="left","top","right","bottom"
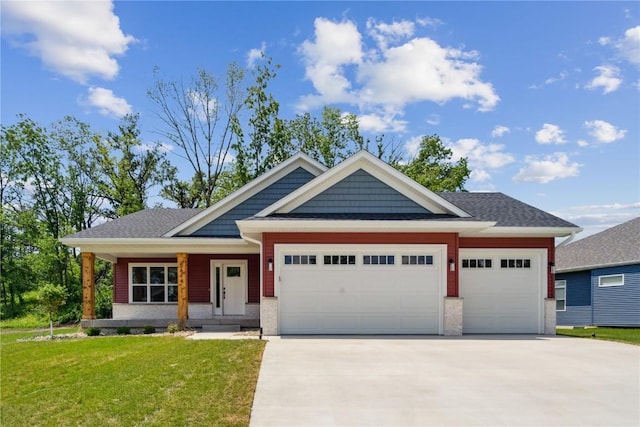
{"left": 237, "top": 219, "right": 495, "bottom": 234}
{"left": 256, "top": 150, "right": 470, "bottom": 218}
{"left": 470, "top": 226, "right": 583, "bottom": 238}
{"left": 163, "top": 153, "right": 327, "bottom": 237}
{"left": 556, "top": 260, "right": 639, "bottom": 274}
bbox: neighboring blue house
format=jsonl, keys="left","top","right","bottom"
{"left": 555, "top": 217, "right": 640, "bottom": 327}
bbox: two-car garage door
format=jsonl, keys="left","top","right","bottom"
{"left": 276, "top": 244, "right": 446, "bottom": 334}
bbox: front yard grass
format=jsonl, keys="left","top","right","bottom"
{"left": 557, "top": 326, "right": 640, "bottom": 345}
{"left": 1, "top": 331, "right": 265, "bottom": 427}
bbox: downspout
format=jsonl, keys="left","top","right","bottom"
{"left": 557, "top": 231, "right": 576, "bottom": 248}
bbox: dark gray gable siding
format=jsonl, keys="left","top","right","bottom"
{"left": 191, "top": 167, "right": 315, "bottom": 237}
{"left": 290, "top": 169, "right": 430, "bottom": 215}
{"left": 556, "top": 270, "right": 593, "bottom": 326}
{"left": 592, "top": 264, "right": 640, "bottom": 327}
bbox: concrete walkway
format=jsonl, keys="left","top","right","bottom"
{"left": 187, "top": 331, "right": 261, "bottom": 340}
{"left": 250, "top": 335, "right": 640, "bottom": 427}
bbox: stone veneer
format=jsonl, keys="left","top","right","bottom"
{"left": 544, "top": 298, "right": 557, "bottom": 335}
{"left": 261, "top": 297, "right": 279, "bottom": 335}
{"left": 443, "top": 297, "right": 463, "bottom": 336}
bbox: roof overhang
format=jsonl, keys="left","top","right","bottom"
{"left": 237, "top": 219, "right": 496, "bottom": 235}
{"left": 60, "top": 237, "right": 259, "bottom": 262}
{"left": 556, "top": 260, "right": 639, "bottom": 274}
{"left": 467, "top": 226, "right": 583, "bottom": 238}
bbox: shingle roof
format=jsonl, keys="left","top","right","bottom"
{"left": 64, "top": 208, "right": 202, "bottom": 239}
{"left": 556, "top": 217, "right": 640, "bottom": 272}
{"left": 437, "top": 192, "right": 577, "bottom": 228}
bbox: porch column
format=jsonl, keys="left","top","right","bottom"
{"left": 81, "top": 252, "right": 96, "bottom": 319}
{"left": 177, "top": 253, "right": 189, "bottom": 328}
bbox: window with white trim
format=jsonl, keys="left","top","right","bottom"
{"left": 500, "top": 258, "right": 531, "bottom": 269}
{"left": 401, "top": 255, "right": 433, "bottom": 265}
{"left": 284, "top": 255, "right": 317, "bottom": 265}
{"left": 323, "top": 255, "right": 356, "bottom": 265}
{"left": 555, "top": 280, "right": 566, "bottom": 311}
{"left": 130, "top": 264, "right": 178, "bottom": 303}
{"left": 363, "top": 255, "right": 395, "bottom": 265}
{"left": 598, "top": 274, "right": 624, "bottom": 287}
{"left": 462, "top": 259, "right": 492, "bottom": 269}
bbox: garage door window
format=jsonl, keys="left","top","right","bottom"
{"left": 401, "top": 255, "right": 433, "bottom": 265}
{"left": 284, "top": 255, "right": 317, "bottom": 265}
{"left": 363, "top": 255, "right": 395, "bottom": 265}
{"left": 462, "top": 259, "right": 492, "bottom": 268}
{"left": 500, "top": 259, "right": 531, "bottom": 269}
{"left": 324, "top": 255, "right": 356, "bottom": 265}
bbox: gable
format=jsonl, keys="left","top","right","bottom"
{"left": 291, "top": 169, "right": 429, "bottom": 215}
{"left": 191, "top": 167, "right": 316, "bottom": 237}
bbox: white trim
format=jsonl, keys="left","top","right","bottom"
{"left": 472, "top": 226, "right": 582, "bottom": 238}
{"left": 557, "top": 261, "right": 639, "bottom": 274}
{"left": 598, "top": 274, "right": 624, "bottom": 287}
{"left": 129, "top": 263, "right": 178, "bottom": 304}
{"left": 210, "top": 259, "right": 249, "bottom": 315}
{"left": 256, "top": 150, "right": 470, "bottom": 218}
{"left": 555, "top": 280, "right": 567, "bottom": 312}
{"left": 164, "top": 153, "right": 326, "bottom": 237}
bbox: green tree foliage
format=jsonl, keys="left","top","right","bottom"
{"left": 394, "top": 134, "right": 470, "bottom": 192}
{"left": 38, "top": 283, "right": 66, "bottom": 336}
{"left": 92, "top": 113, "right": 175, "bottom": 217}
{"left": 149, "top": 65, "right": 245, "bottom": 208}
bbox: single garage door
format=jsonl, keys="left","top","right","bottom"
{"left": 276, "top": 244, "right": 446, "bottom": 334}
{"left": 460, "top": 249, "right": 545, "bottom": 333}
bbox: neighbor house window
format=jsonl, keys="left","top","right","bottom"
{"left": 462, "top": 259, "right": 492, "bottom": 269}
{"left": 323, "top": 255, "right": 356, "bottom": 265}
{"left": 130, "top": 264, "right": 178, "bottom": 303}
{"left": 598, "top": 274, "right": 624, "bottom": 287}
{"left": 500, "top": 259, "right": 531, "bottom": 269}
{"left": 555, "top": 280, "right": 566, "bottom": 311}
{"left": 284, "top": 255, "right": 317, "bottom": 265}
{"left": 363, "top": 255, "right": 395, "bottom": 265}
{"left": 401, "top": 255, "right": 433, "bottom": 265}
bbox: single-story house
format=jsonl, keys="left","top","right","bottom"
{"left": 555, "top": 217, "right": 640, "bottom": 327}
{"left": 61, "top": 151, "right": 580, "bottom": 335}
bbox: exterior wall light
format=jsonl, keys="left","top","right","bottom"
{"left": 449, "top": 258, "right": 456, "bottom": 272}
{"left": 268, "top": 258, "right": 273, "bottom": 272}
{"left": 549, "top": 261, "right": 555, "bottom": 274}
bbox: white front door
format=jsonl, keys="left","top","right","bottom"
{"left": 223, "top": 263, "right": 245, "bottom": 315}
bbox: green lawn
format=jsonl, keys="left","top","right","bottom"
{"left": 557, "top": 327, "right": 640, "bottom": 345}
{"left": 1, "top": 331, "right": 266, "bottom": 427}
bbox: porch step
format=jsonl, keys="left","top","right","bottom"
{"left": 201, "top": 324, "right": 241, "bottom": 332}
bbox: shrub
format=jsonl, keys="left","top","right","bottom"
{"left": 167, "top": 323, "right": 179, "bottom": 334}
{"left": 85, "top": 327, "right": 101, "bottom": 336}
{"left": 143, "top": 325, "right": 156, "bottom": 334}
{"left": 116, "top": 326, "right": 131, "bottom": 335}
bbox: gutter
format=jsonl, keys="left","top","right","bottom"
{"left": 556, "top": 230, "right": 577, "bottom": 248}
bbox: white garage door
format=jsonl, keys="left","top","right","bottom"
{"left": 460, "top": 249, "right": 545, "bottom": 333}
{"left": 276, "top": 244, "right": 446, "bottom": 334}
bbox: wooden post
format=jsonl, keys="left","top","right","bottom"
{"left": 177, "top": 253, "right": 189, "bottom": 329}
{"left": 81, "top": 252, "right": 96, "bottom": 319}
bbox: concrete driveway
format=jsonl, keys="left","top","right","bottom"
{"left": 250, "top": 335, "right": 639, "bottom": 427}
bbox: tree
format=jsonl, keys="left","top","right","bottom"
{"left": 394, "top": 134, "right": 470, "bottom": 192}
{"left": 38, "top": 283, "right": 66, "bottom": 337}
{"left": 149, "top": 65, "right": 245, "bottom": 207}
{"left": 92, "top": 113, "right": 175, "bottom": 217}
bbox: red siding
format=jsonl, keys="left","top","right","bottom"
{"left": 113, "top": 254, "right": 260, "bottom": 304}
{"left": 459, "top": 237, "right": 556, "bottom": 298}
{"left": 263, "top": 232, "right": 460, "bottom": 297}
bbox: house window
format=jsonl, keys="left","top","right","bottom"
{"left": 323, "top": 255, "right": 356, "bottom": 265}
{"left": 401, "top": 255, "right": 433, "bottom": 265}
{"left": 130, "top": 264, "right": 178, "bottom": 303}
{"left": 462, "top": 259, "right": 492, "bottom": 269}
{"left": 500, "top": 259, "right": 531, "bottom": 269}
{"left": 363, "top": 255, "right": 395, "bottom": 265}
{"left": 284, "top": 255, "right": 317, "bottom": 265}
{"left": 598, "top": 274, "right": 624, "bottom": 287}
{"left": 555, "top": 280, "right": 566, "bottom": 311}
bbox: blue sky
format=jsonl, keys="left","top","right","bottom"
{"left": 2, "top": 1, "right": 639, "bottom": 239}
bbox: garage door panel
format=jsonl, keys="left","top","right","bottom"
{"left": 277, "top": 245, "right": 444, "bottom": 334}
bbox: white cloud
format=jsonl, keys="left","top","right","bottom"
{"left": 535, "top": 123, "right": 566, "bottom": 144}
{"left": 2, "top": 0, "right": 135, "bottom": 84}
{"left": 297, "top": 17, "right": 499, "bottom": 130}
{"left": 598, "top": 36, "right": 611, "bottom": 46}
{"left": 491, "top": 125, "right": 510, "bottom": 138}
{"left": 552, "top": 201, "right": 640, "bottom": 239}
{"left": 247, "top": 42, "right": 266, "bottom": 68}
{"left": 403, "top": 136, "right": 423, "bottom": 158}
{"left": 585, "top": 65, "right": 622, "bottom": 94}
{"left": 529, "top": 70, "right": 569, "bottom": 89}
{"left": 83, "top": 87, "right": 132, "bottom": 117}
{"left": 426, "top": 114, "right": 440, "bottom": 126}
{"left": 513, "top": 153, "right": 581, "bottom": 184}
{"left": 584, "top": 120, "right": 627, "bottom": 143}
{"left": 448, "top": 138, "right": 515, "bottom": 182}
{"left": 615, "top": 26, "right": 640, "bottom": 65}
{"left": 358, "top": 111, "right": 407, "bottom": 133}
{"left": 416, "top": 17, "right": 444, "bottom": 28}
